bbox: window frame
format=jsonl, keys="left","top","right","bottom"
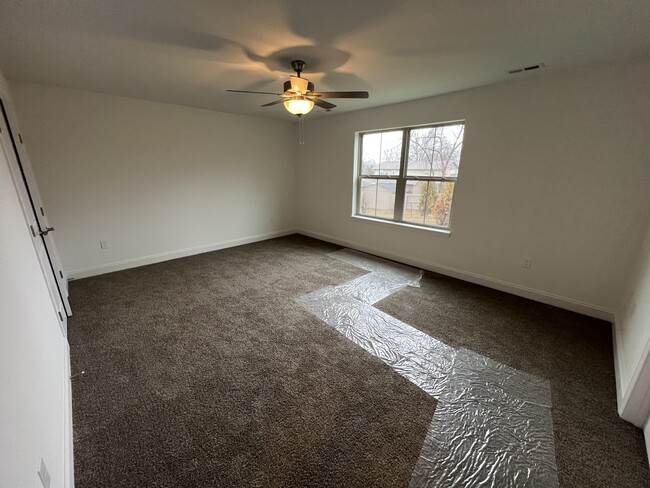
{"left": 354, "top": 120, "right": 465, "bottom": 232}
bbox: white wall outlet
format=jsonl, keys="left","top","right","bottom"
{"left": 38, "top": 457, "right": 51, "bottom": 488}
{"left": 521, "top": 256, "right": 533, "bottom": 269}
{"left": 99, "top": 240, "right": 109, "bottom": 250}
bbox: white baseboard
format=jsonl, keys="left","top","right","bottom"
{"left": 67, "top": 227, "right": 615, "bottom": 321}
{"left": 298, "top": 228, "right": 616, "bottom": 322}
{"left": 67, "top": 229, "right": 297, "bottom": 280}
{"left": 63, "top": 339, "right": 74, "bottom": 488}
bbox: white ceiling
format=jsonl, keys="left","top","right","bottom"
{"left": 1, "top": 0, "right": 649, "bottom": 120}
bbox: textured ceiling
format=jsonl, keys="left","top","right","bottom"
{"left": 0, "top": 0, "right": 649, "bottom": 120}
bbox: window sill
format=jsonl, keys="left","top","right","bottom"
{"left": 351, "top": 215, "right": 452, "bottom": 237}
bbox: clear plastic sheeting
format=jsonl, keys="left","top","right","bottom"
{"left": 410, "top": 349, "right": 558, "bottom": 487}
{"left": 333, "top": 272, "right": 415, "bottom": 306}
{"left": 329, "top": 249, "right": 423, "bottom": 287}
{"left": 297, "top": 248, "right": 558, "bottom": 487}
{"left": 297, "top": 287, "right": 456, "bottom": 397}
{"left": 327, "top": 249, "right": 423, "bottom": 305}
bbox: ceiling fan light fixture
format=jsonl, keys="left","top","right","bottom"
{"left": 284, "top": 96, "right": 314, "bottom": 116}
{"left": 227, "top": 60, "right": 368, "bottom": 116}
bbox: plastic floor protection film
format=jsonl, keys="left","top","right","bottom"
{"left": 296, "top": 249, "right": 559, "bottom": 487}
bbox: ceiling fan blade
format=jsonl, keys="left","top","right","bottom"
{"left": 227, "top": 89, "right": 284, "bottom": 95}
{"left": 312, "top": 99, "right": 337, "bottom": 110}
{"left": 261, "top": 99, "right": 286, "bottom": 107}
{"left": 310, "top": 91, "right": 369, "bottom": 99}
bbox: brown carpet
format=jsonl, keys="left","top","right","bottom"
{"left": 68, "top": 234, "right": 649, "bottom": 487}
{"left": 376, "top": 268, "right": 649, "bottom": 487}
{"left": 68, "top": 235, "right": 435, "bottom": 488}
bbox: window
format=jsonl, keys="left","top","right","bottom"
{"left": 356, "top": 122, "right": 465, "bottom": 230}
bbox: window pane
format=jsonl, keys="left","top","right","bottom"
{"left": 359, "top": 178, "right": 395, "bottom": 219}
{"left": 361, "top": 131, "right": 402, "bottom": 176}
{"left": 402, "top": 181, "right": 455, "bottom": 227}
{"left": 406, "top": 124, "right": 464, "bottom": 178}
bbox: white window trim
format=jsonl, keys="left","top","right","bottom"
{"left": 350, "top": 214, "right": 452, "bottom": 237}
{"left": 353, "top": 121, "right": 464, "bottom": 234}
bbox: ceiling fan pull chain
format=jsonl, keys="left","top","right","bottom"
{"left": 298, "top": 115, "right": 305, "bottom": 146}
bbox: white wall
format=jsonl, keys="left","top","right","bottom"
{"left": 297, "top": 58, "right": 650, "bottom": 318}
{"left": 619, "top": 225, "right": 650, "bottom": 392}
{"left": 0, "top": 71, "right": 70, "bottom": 487}
{"left": 616, "top": 223, "right": 650, "bottom": 426}
{"left": 10, "top": 83, "right": 298, "bottom": 277}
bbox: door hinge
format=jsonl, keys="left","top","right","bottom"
{"left": 30, "top": 224, "right": 36, "bottom": 237}
{"left": 58, "top": 311, "right": 63, "bottom": 321}
{"left": 40, "top": 206, "right": 45, "bottom": 216}
{"left": 59, "top": 270, "right": 64, "bottom": 278}
{"left": 18, "top": 133, "right": 23, "bottom": 144}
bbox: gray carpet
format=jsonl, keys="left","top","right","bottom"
{"left": 67, "top": 234, "right": 649, "bottom": 487}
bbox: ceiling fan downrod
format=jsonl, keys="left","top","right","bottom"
{"left": 291, "top": 60, "right": 306, "bottom": 77}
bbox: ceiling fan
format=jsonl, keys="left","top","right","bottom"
{"left": 227, "top": 60, "right": 369, "bottom": 117}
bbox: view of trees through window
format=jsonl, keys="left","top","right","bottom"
{"left": 357, "top": 123, "right": 464, "bottom": 228}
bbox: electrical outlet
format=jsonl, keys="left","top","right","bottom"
{"left": 100, "top": 240, "right": 109, "bottom": 250}
{"left": 521, "top": 257, "right": 533, "bottom": 269}
{"left": 38, "top": 458, "right": 50, "bottom": 488}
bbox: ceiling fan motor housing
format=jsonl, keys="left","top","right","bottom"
{"left": 284, "top": 77, "right": 314, "bottom": 95}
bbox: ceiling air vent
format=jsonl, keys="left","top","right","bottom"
{"left": 507, "top": 63, "right": 545, "bottom": 75}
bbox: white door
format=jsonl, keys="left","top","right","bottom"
{"left": 0, "top": 98, "right": 70, "bottom": 336}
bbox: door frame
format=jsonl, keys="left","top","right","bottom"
{"left": 0, "top": 98, "right": 71, "bottom": 327}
